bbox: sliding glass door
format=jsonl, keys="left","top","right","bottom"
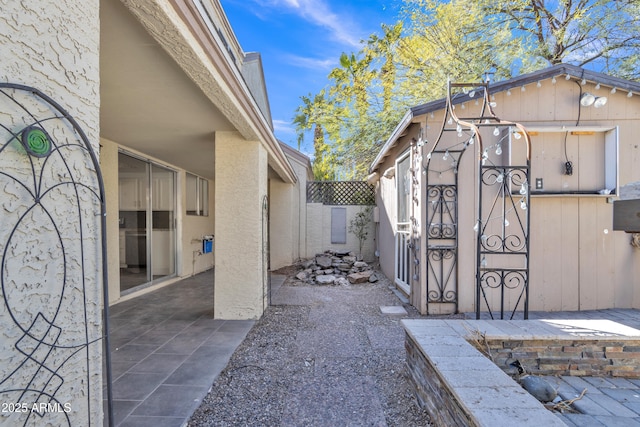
{"left": 118, "top": 152, "right": 176, "bottom": 292}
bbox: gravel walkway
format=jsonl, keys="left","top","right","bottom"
{"left": 188, "top": 268, "right": 432, "bottom": 426}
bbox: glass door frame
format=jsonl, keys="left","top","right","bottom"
{"left": 118, "top": 150, "right": 177, "bottom": 293}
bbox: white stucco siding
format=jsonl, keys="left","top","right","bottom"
{"left": 269, "top": 179, "right": 294, "bottom": 270}
{"left": 214, "top": 131, "right": 268, "bottom": 319}
{"left": 0, "top": 0, "right": 102, "bottom": 424}
{"left": 270, "top": 152, "right": 310, "bottom": 270}
{"left": 0, "top": 0, "right": 100, "bottom": 147}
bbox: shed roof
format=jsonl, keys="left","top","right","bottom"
{"left": 370, "top": 64, "right": 640, "bottom": 174}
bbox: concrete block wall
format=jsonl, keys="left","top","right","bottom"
{"left": 305, "top": 204, "right": 376, "bottom": 262}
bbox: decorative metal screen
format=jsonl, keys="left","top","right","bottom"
{"left": 424, "top": 80, "right": 531, "bottom": 319}
{"left": 306, "top": 181, "right": 375, "bottom": 205}
{"left": 477, "top": 163, "right": 531, "bottom": 319}
{"left": 0, "top": 84, "right": 112, "bottom": 426}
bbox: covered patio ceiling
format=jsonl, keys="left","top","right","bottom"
{"left": 100, "top": 0, "right": 234, "bottom": 179}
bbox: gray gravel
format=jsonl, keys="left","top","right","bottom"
{"left": 188, "top": 267, "right": 432, "bottom": 426}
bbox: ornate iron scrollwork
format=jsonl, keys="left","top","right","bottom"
{"left": 0, "top": 83, "right": 113, "bottom": 426}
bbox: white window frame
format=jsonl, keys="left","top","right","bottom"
{"left": 186, "top": 172, "right": 209, "bottom": 216}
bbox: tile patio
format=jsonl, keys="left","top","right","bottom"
{"left": 104, "top": 270, "right": 254, "bottom": 427}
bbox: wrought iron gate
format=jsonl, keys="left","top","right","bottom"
{"left": 0, "top": 84, "right": 113, "bottom": 426}
{"left": 424, "top": 81, "right": 531, "bottom": 319}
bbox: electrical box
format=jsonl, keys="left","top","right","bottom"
{"left": 202, "top": 235, "right": 214, "bottom": 254}
{"left": 613, "top": 200, "right": 640, "bottom": 233}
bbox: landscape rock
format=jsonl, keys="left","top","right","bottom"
{"left": 333, "top": 250, "right": 352, "bottom": 257}
{"left": 348, "top": 271, "right": 372, "bottom": 284}
{"left": 316, "top": 275, "right": 336, "bottom": 285}
{"left": 334, "top": 277, "right": 350, "bottom": 287}
{"left": 520, "top": 375, "right": 558, "bottom": 402}
{"left": 316, "top": 255, "right": 333, "bottom": 268}
{"left": 300, "top": 259, "right": 315, "bottom": 269}
{"left": 295, "top": 251, "right": 380, "bottom": 286}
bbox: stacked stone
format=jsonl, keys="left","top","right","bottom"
{"left": 294, "top": 250, "right": 379, "bottom": 286}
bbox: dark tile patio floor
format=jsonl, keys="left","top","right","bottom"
{"left": 103, "top": 269, "right": 255, "bottom": 427}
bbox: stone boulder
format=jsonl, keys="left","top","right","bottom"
{"left": 348, "top": 271, "right": 373, "bottom": 284}
{"left": 316, "top": 275, "right": 336, "bottom": 285}
{"left": 316, "top": 255, "right": 333, "bottom": 268}
{"left": 334, "top": 277, "right": 350, "bottom": 287}
{"left": 520, "top": 376, "right": 558, "bottom": 402}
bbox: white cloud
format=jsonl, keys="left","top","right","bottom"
{"left": 273, "top": 119, "right": 295, "bottom": 135}
{"left": 283, "top": 54, "right": 337, "bottom": 70}
{"left": 252, "top": 0, "right": 363, "bottom": 47}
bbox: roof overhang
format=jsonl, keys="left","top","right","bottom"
{"left": 369, "top": 64, "right": 640, "bottom": 174}
{"left": 101, "top": 0, "right": 296, "bottom": 184}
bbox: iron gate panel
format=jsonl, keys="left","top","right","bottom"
{"left": 423, "top": 80, "right": 531, "bottom": 319}
{"left": 0, "top": 84, "right": 112, "bottom": 426}
{"left": 477, "top": 164, "right": 531, "bottom": 319}
{"left": 426, "top": 184, "right": 458, "bottom": 304}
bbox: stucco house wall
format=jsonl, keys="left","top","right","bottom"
{"left": 0, "top": 0, "right": 307, "bottom": 423}
{"left": 215, "top": 132, "right": 269, "bottom": 319}
{"left": 99, "top": 0, "right": 299, "bottom": 319}
{"left": 0, "top": 0, "right": 103, "bottom": 424}
{"left": 371, "top": 64, "right": 640, "bottom": 315}
{"left": 181, "top": 175, "right": 216, "bottom": 277}
{"left": 269, "top": 143, "right": 313, "bottom": 270}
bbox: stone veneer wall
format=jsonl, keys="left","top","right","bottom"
{"left": 405, "top": 334, "right": 640, "bottom": 426}
{"left": 485, "top": 339, "right": 640, "bottom": 378}
{"left": 404, "top": 333, "right": 567, "bottom": 427}
{"left": 405, "top": 337, "right": 475, "bottom": 426}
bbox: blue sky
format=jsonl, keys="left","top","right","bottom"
{"left": 220, "top": 0, "right": 400, "bottom": 155}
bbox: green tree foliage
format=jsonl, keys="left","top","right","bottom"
{"left": 293, "top": 0, "right": 640, "bottom": 180}
{"left": 472, "top": 0, "right": 640, "bottom": 79}
{"left": 293, "top": 92, "right": 338, "bottom": 180}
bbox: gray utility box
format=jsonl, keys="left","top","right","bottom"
{"left": 613, "top": 199, "right": 640, "bottom": 233}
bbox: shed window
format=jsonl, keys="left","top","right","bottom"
{"left": 186, "top": 173, "right": 209, "bottom": 216}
